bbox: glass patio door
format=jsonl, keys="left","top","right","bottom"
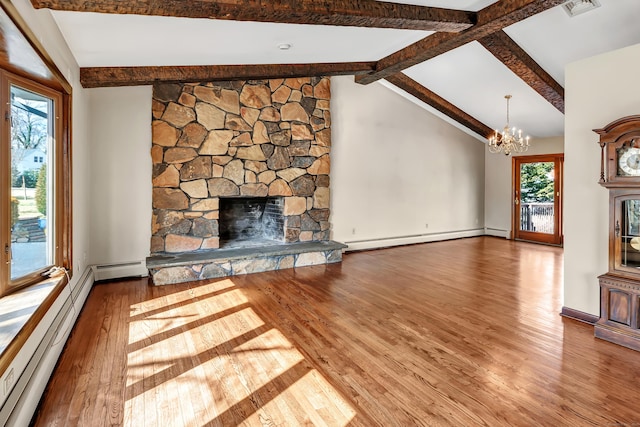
{"left": 513, "top": 154, "right": 563, "bottom": 245}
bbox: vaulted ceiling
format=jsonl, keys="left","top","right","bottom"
{"left": 29, "top": 0, "right": 640, "bottom": 140}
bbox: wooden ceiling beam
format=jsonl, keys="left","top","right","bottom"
{"left": 479, "top": 31, "right": 564, "bottom": 113}
{"left": 356, "top": 0, "right": 565, "bottom": 85}
{"left": 79, "top": 62, "right": 377, "bottom": 88}
{"left": 30, "top": 0, "right": 475, "bottom": 32}
{"left": 385, "top": 73, "right": 493, "bottom": 138}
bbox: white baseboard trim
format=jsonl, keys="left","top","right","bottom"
{"left": 484, "top": 228, "right": 510, "bottom": 239}
{"left": 92, "top": 260, "right": 148, "bottom": 281}
{"left": 343, "top": 228, "right": 485, "bottom": 252}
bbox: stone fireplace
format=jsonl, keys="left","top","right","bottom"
{"left": 146, "top": 77, "right": 345, "bottom": 285}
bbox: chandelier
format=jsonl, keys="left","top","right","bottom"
{"left": 488, "top": 95, "right": 530, "bottom": 155}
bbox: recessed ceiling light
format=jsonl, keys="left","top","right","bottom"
{"left": 562, "top": 0, "right": 601, "bottom": 17}
{"left": 278, "top": 43, "right": 292, "bottom": 50}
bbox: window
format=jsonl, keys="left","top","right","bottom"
{"left": 1, "top": 71, "right": 70, "bottom": 295}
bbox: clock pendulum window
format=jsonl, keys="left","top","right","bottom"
{"left": 594, "top": 115, "right": 640, "bottom": 351}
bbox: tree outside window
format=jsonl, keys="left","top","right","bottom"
{"left": 520, "top": 162, "right": 555, "bottom": 203}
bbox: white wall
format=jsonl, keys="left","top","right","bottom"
{"left": 87, "top": 87, "right": 152, "bottom": 266}
{"left": 331, "top": 76, "right": 485, "bottom": 249}
{"left": 484, "top": 136, "right": 564, "bottom": 237}
{"left": 564, "top": 42, "right": 640, "bottom": 315}
{"left": 83, "top": 78, "right": 486, "bottom": 260}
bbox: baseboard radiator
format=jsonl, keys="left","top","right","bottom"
{"left": 484, "top": 227, "right": 510, "bottom": 239}
{"left": 344, "top": 228, "right": 485, "bottom": 252}
{"left": 93, "top": 260, "right": 148, "bottom": 281}
{"left": 0, "top": 267, "right": 94, "bottom": 426}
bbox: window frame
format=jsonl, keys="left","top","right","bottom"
{"left": 0, "top": 70, "right": 71, "bottom": 295}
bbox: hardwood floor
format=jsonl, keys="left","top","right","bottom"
{"left": 33, "top": 237, "right": 640, "bottom": 426}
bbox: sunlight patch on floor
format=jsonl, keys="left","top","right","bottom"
{"left": 127, "top": 285, "right": 251, "bottom": 347}
{"left": 124, "top": 279, "right": 355, "bottom": 426}
{"left": 128, "top": 278, "right": 238, "bottom": 316}
{"left": 240, "top": 369, "right": 357, "bottom": 427}
{"left": 125, "top": 306, "right": 265, "bottom": 387}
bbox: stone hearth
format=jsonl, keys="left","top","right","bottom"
{"left": 146, "top": 77, "right": 344, "bottom": 285}
{"left": 147, "top": 241, "right": 346, "bottom": 286}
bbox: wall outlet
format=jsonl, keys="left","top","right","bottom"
{"left": 352, "top": 228, "right": 356, "bottom": 235}
{"left": 425, "top": 223, "right": 429, "bottom": 229}
{"left": 4, "top": 368, "right": 14, "bottom": 394}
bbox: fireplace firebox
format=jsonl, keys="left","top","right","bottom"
{"left": 219, "top": 197, "right": 284, "bottom": 248}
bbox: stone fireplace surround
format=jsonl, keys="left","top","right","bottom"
{"left": 146, "top": 77, "right": 345, "bottom": 285}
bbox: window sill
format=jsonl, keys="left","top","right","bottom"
{"left": 0, "top": 273, "right": 68, "bottom": 376}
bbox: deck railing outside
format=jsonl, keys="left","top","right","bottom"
{"left": 520, "top": 202, "right": 554, "bottom": 234}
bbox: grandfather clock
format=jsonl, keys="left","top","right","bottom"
{"left": 594, "top": 115, "right": 640, "bottom": 351}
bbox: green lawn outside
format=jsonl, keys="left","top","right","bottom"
{"left": 11, "top": 187, "right": 42, "bottom": 219}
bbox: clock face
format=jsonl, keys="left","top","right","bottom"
{"left": 619, "top": 147, "right": 640, "bottom": 176}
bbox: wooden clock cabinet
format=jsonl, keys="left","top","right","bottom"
{"left": 594, "top": 115, "right": 640, "bottom": 351}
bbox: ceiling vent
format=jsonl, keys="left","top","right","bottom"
{"left": 562, "top": 0, "right": 601, "bottom": 17}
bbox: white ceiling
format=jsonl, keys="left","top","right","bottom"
{"left": 505, "top": 0, "right": 640, "bottom": 85}
{"left": 404, "top": 41, "right": 566, "bottom": 138}
{"left": 51, "top": 12, "right": 431, "bottom": 66}
{"left": 49, "top": 0, "right": 640, "bottom": 139}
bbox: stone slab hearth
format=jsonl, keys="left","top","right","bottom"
{"left": 147, "top": 241, "right": 346, "bottom": 285}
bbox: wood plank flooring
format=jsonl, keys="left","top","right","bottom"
{"left": 32, "top": 237, "right": 640, "bottom": 426}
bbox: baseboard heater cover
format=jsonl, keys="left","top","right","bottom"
{"left": 0, "top": 266, "right": 95, "bottom": 426}
{"left": 484, "top": 228, "right": 510, "bottom": 239}
{"left": 344, "top": 228, "right": 485, "bottom": 252}
{"left": 0, "top": 290, "right": 72, "bottom": 425}
{"left": 71, "top": 268, "right": 94, "bottom": 313}
{"left": 93, "top": 260, "right": 148, "bottom": 281}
